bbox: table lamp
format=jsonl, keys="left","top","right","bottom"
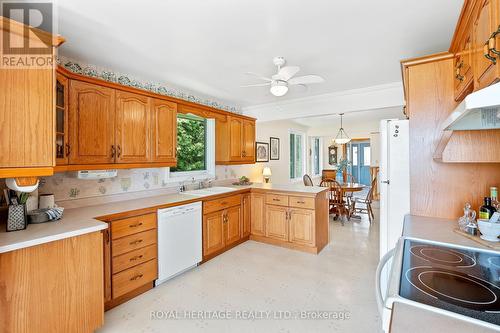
{"left": 262, "top": 167, "right": 272, "bottom": 183}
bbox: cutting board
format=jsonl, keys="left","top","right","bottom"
{"left": 453, "top": 228, "right": 500, "bottom": 250}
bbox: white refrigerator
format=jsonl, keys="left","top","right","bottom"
{"left": 379, "top": 119, "right": 410, "bottom": 259}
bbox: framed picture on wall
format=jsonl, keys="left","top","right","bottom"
{"left": 255, "top": 142, "right": 269, "bottom": 162}
{"left": 270, "top": 137, "right": 280, "bottom": 160}
{"left": 328, "top": 145, "right": 338, "bottom": 165}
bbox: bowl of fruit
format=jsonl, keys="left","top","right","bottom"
{"left": 233, "top": 176, "right": 252, "bottom": 186}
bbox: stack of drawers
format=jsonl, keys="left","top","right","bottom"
{"left": 109, "top": 213, "right": 158, "bottom": 299}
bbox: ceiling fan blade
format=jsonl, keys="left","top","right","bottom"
{"left": 240, "top": 82, "right": 271, "bottom": 88}
{"left": 288, "top": 75, "right": 325, "bottom": 85}
{"left": 276, "top": 66, "right": 300, "bottom": 81}
{"left": 245, "top": 72, "right": 273, "bottom": 82}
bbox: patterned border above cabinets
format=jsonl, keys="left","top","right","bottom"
{"left": 57, "top": 56, "right": 242, "bottom": 114}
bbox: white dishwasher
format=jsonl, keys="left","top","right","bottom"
{"left": 155, "top": 202, "right": 202, "bottom": 286}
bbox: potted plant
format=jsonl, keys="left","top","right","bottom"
{"left": 336, "top": 158, "right": 351, "bottom": 183}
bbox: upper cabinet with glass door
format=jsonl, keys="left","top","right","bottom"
{"left": 55, "top": 72, "right": 69, "bottom": 165}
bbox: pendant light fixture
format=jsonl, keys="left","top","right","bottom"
{"left": 334, "top": 113, "right": 351, "bottom": 144}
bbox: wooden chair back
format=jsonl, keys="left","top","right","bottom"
{"left": 303, "top": 174, "right": 314, "bottom": 186}
{"left": 320, "top": 179, "right": 344, "bottom": 204}
{"left": 366, "top": 177, "right": 377, "bottom": 203}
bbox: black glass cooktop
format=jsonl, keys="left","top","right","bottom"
{"left": 399, "top": 239, "right": 500, "bottom": 325}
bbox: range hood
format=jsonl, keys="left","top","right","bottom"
{"left": 433, "top": 82, "right": 500, "bottom": 162}
{"left": 442, "top": 82, "right": 500, "bottom": 131}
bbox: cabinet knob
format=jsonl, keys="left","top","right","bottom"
{"left": 129, "top": 222, "right": 143, "bottom": 228}
{"left": 111, "top": 145, "right": 116, "bottom": 158}
{"left": 129, "top": 239, "right": 143, "bottom": 245}
{"left": 484, "top": 41, "right": 497, "bottom": 64}
{"left": 129, "top": 255, "right": 143, "bottom": 261}
{"left": 117, "top": 145, "right": 122, "bottom": 158}
{"left": 65, "top": 144, "right": 70, "bottom": 157}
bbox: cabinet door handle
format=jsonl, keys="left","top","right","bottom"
{"left": 129, "top": 255, "right": 143, "bottom": 261}
{"left": 491, "top": 27, "right": 500, "bottom": 56}
{"left": 129, "top": 239, "right": 143, "bottom": 245}
{"left": 129, "top": 222, "right": 143, "bottom": 228}
{"left": 220, "top": 201, "right": 228, "bottom": 205}
{"left": 484, "top": 41, "right": 497, "bottom": 64}
{"left": 130, "top": 274, "right": 143, "bottom": 281}
{"left": 296, "top": 201, "right": 306, "bottom": 204}
{"left": 111, "top": 145, "right": 116, "bottom": 158}
{"left": 65, "top": 144, "right": 70, "bottom": 157}
{"left": 273, "top": 198, "right": 280, "bottom": 202}
{"left": 117, "top": 145, "right": 122, "bottom": 158}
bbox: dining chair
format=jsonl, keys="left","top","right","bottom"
{"left": 303, "top": 174, "right": 314, "bottom": 186}
{"left": 354, "top": 177, "right": 377, "bottom": 224}
{"left": 320, "top": 178, "right": 348, "bottom": 221}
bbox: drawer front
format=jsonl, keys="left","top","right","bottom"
{"left": 112, "top": 244, "right": 157, "bottom": 274}
{"left": 289, "top": 196, "right": 315, "bottom": 210}
{"left": 112, "top": 229, "right": 157, "bottom": 257}
{"left": 111, "top": 213, "right": 156, "bottom": 240}
{"left": 203, "top": 194, "right": 241, "bottom": 214}
{"left": 265, "top": 194, "right": 289, "bottom": 207}
{"left": 112, "top": 259, "right": 157, "bottom": 298}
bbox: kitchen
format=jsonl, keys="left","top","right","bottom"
{"left": 1, "top": 1, "right": 500, "bottom": 332}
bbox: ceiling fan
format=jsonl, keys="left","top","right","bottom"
{"left": 241, "top": 57, "right": 325, "bottom": 97}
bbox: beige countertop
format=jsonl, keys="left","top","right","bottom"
{"left": 403, "top": 214, "right": 490, "bottom": 250}
{"left": 0, "top": 183, "right": 326, "bottom": 254}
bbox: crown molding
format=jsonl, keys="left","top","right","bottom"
{"left": 242, "top": 82, "right": 404, "bottom": 122}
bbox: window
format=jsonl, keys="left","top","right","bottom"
{"left": 363, "top": 146, "right": 371, "bottom": 166}
{"left": 170, "top": 114, "right": 215, "bottom": 178}
{"left": 352, "top": 146, "right": 358, "bottom": 166}
{"left": 311, "top": 137, "right": 321, "bottom": 176}
{"left": 290, "top": 131, "right": 305, "bottom": 180}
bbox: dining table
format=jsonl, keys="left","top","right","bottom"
{"left": 339, "top": 182, "right": 366, "bottom": 193}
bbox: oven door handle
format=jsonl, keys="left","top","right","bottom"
{"left": 375, "top": 248, "right": 395, "bottom": 315}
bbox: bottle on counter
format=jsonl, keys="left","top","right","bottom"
{"left": 479, "top": 197, "right": 497, "bottom": 220}
{"left": 491, "top": 187, "right": 499, "bottom": 210}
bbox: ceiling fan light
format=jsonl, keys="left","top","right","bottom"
{"left": 270, "top": 80, "right": 288, "bottom": 97}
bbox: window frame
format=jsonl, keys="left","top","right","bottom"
{"left": 289, "top": 129, "right": 306, "bottom": 182}
{"left": 168, "top": 115, "right": 216, "bottom": 182}
{"left": 310, "top": 136, "right": 322, "bottom": 177}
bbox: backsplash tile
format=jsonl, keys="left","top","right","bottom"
{"left": 38, "top": 168, "right": 177, "bottom": 201}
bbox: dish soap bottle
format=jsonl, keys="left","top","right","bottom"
{"left": 479, "top": 197, "right": 497, "bottom": 220}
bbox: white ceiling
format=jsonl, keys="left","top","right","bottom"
{"left": 57, "top": 0, "right": 463, "bottom": 107}
{"left": 291, "top": 106, "right": 404, "bottom": 129}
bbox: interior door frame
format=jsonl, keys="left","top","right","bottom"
{"left": 347, "top": 138, "right": 371, "bottom": 184}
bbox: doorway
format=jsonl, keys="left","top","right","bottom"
{"left": 347, "top": 140, "right": 371, "bottom": 185}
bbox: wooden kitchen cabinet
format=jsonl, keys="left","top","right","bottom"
{"left": 473, "top": 0, "right": 500, "bottom": 89}
{"left": 69, "top": 80, "right": 116, "bottom": 165}
{"left": 0, "top": 18, "right": 63, "bottom": 178}
{"left": 0, "top": 232, "right": 104, "bottom": 332}
{"left": 115, "top": 91, "right": 151, "bottom": 163}
{"left": 225, "top": 205, "right": 242, "bottom": 247}
{"left": 203, "top": 210, "right": 226, "bottom": 257}
{"left": 242, "top": 193, "right": 251, "bottom": 237}
{"left": 99, "top": 212, "right": 158, "bottom": 310}
{"left": 152, "top": 98, "right": 177, "bottom": 163}
{"left": 216, "top": 115, "right": 256, "bottom": 165}
{"left": 202, "top": 194, "right": 244, "bottom": 260}
{"left": 229, "top": 117, "right": 243, "bottom": 161}
{"left": 242, "top": 120, "right": 256, "bottom": 162}
{"left": 266, "top": 205, "right": 289, "bottom": 241}
{"left": 250, "top": 193, "right": 266, "bottom": 236}
{"left": 289, "top": 208, "right": 315, "bottom": 246}
{"left": 56, "top": 72, "right": 70, "bottom": 165}
{"left": 453, "top": 20, "right": 474, "bottom": 101}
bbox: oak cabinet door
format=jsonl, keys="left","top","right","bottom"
{"left": 229, "top": 117, "right": 243, "bottom": 161}
{"left": 251, "top": 193, "right": 266, "bottom": 236}
{"left": 454, "top": 23, "right": 474, "bottom": 101}
{"left": 115, "top": 91, "right": 151, "bottom": 163}
{"left": 151, "top": 99, "right": 177, "bottom": 163}
{"left": 289, "top": 209, "right": 315, "bottom": 246}
{"left": 242, "top": 120, "right": 255, "bottom": 161}
{"left": 69, "top": 80, "right": 116, "bottom": 164}
{"left": 242, "top": 194, "right": 251, "bottom": 237}
{"left": 265, "top": 205, "right": 289, "bottom": 241}
{"left": 55, "top": 72, "right": 69, "bottom": 165}
{"left": 225, "top": 206, "right": 241, "bottom": 246}
{"left": 473, "top": 0, "right": 499, "bottom": 89}
{"left": 203, "top": 211, "right": 225, "bottom": 257}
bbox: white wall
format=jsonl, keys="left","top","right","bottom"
{"left": 217, "top": 119, "right": 309, "bottom": 184}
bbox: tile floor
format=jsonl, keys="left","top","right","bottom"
{"left": 98, "top": 210, "right": 381, "bottom": 333}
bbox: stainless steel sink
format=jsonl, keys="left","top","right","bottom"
{"left": 181, "top": 186, "right": 237, "bottom": 197}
